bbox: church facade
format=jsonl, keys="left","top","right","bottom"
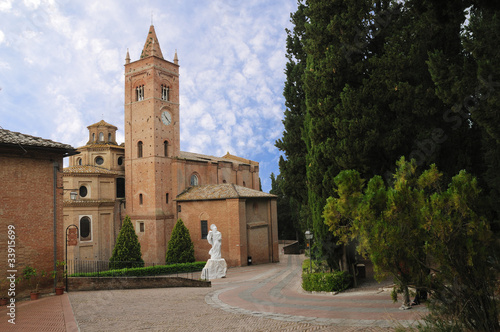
{"left": 63, "top": 25, "right": 279, "bottom": 266}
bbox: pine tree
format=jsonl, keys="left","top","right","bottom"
{"left": 165, "top": 219, "right": 195, "bottom": 264}
{"left": 324, "top": 158, "right": 499, "bottom": 329}
{"left": 109, "top": 215, "right": 144, "bottom": 269}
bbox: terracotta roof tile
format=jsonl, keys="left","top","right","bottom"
{"left": 63, "top": 165, "right": 119, "bottom": 175}
{"left": 87, "top": 120, "right": 117, "bottom": 129}
{"left": 179, "top": 151, "right": 258, "bottom": 166}
{"left": 176, "top": 184, "right": 275, "bottom": 201}
{"left": 0, "top": 128, "right": 75, "bottom": 151}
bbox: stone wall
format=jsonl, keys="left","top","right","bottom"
{"left": 68, "top": 276, "right": 210, "bottom": 292}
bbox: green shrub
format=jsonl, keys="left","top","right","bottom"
{"left": 166, "top": 219, "right": 195, "bottom": 264}
{"left": 70, "top": 261, "right": 206, "bottom": 278}
{"left": 302, "top": 271, "right": 353, "bottom": 292}
{"left": 109, "top": 215, "right": 144, "bottom": 269}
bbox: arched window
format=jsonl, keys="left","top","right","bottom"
{"left": 116, "top": 178, "right": 125, "bottom": 198}
{"left": 92, "top": 133, "right": 95, "bottom": 141}
{"left": 164, "top": 140, "right": 169, "bottom": 157}
{"left": 99, "top": 132, "right": 104, "bottom": 141}
{"left": 190, "top": 174, "right": 199, "bottom": 186}
{"left": 136, "top": 85, "right": 144, "bottom": 101}
{"left": 137, "top": 141, "right": 143, "bottom": 158}
{"left": 108, "top": 133, "right": 112, "bottom": 142}
{"left": 80, "top": 216, "right": 91, "bottom": 241}
{"left": 139, "top": 193, "right": 143, "bottom": 205}
{"left": 77, "top": 158, "right": 82, "bottom": 166}
{"left": 117, "top": 156, "right": 124, "bottom": 166}
{"left": 161, "top": 85, "right": 169, "bottom": 101}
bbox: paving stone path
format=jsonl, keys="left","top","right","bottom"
{"left": 67, "top": 253, "right": 426, "bottom": 331}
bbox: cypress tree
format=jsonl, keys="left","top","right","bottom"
{"left": 165, "top": 219, "right": 195, "bottom": 264}
{"left": 109, "top": 215, "right": 144, "bottom": 269}
{"left": 276, "top": 0, "right": 309, "bottom": 242}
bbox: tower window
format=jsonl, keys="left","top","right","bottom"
{"left": 80, "top": 216, "right": 92, "bottom": 241}
{"left": 99, "top": 132, "right": 104, "bottom": 142}
{"left": 95, "top": 156, "right": 104, "bottom": 165}
{"left": 139, "top": 193, "right": 143, "bottom": 205}
{"left": 92, "top": 133, "right": 95, "bottom": 141}
{"left": 136, "top": 85, "right": 144, "bottom": 101}
{"left": 166, "top": 193, "right": 169, "bottom": 204}
{"left": 77, "top": 158, "right": 82, "bottom": 166}
{"left": 164, "top": 140, "right": 169, "bottom": 157}
{"left": 161, "top": 85, "right": 169, "bottom": 101}
{"left": 139, "top": 222, "right": 145, "bottom": 232}
{"left": 190, "top": 174, "right": 199, "bottom": 186}
{"left": 108, "top": 133, "right": 112, "bottom": 142}
{"left": 137, "top": 141, "right": 143, "bottom": 158}
{"left": 117, "top": 156, "right": 124, "bottom": 166}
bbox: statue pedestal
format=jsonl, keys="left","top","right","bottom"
{"left": 201, "top": 258, "right": 227, "bottom": 280}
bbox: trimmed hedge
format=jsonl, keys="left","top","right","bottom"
{"left": 302, "top": 270, "right": 353, "bottom": 292}
{"left": 70, "top": 261, "right": 206, "bottom": 278}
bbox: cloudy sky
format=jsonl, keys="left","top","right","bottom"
{"left": 0, "top": 0, "right": 297, "bottom": 192}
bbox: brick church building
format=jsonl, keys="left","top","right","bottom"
{"left": 63, "top": 25, "right": 279, "bottom": 267}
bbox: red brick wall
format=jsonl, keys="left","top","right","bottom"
{"left": 0, "top": 147, "right": 65, "bottom": 296}
{"left": 177, "top": 197, "right": 279, "bottom": 267}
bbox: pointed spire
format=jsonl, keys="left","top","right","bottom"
{"left": 125, "top": 48, "right": 130, "bottom": 64}
{"left": 174, "top": 49, "right": 178, "bottom": 65}
{"left": 140, "top": 25, "right": 164, "bottom": 59}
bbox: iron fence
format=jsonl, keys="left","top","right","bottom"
{"left": 66, "top": 259, "right": 202, "bottom": 280}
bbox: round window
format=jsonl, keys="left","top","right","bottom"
{"left": 95, "top": 156, "right": 104, "bottom": 165}
{"left": 117, "top": 156, "right": 124, "bottom": 166}
{"left": 79, "top": 186, "right": 88, "bottom": 198}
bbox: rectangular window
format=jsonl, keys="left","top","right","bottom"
{"left": 201, "top": 220, "right": 208, "bottom": 239}
{"left": 140, "top": 222, "right": 145, "bottom": 233}
{"left": 166, "top": 193, "right": 169, "bottom": 204}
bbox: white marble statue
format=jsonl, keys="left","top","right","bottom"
{"left": 207, "top": 224, "right": 222, "bottom": 260}
{"left": 202, "top": 224, "right": 227, "bottom": 280}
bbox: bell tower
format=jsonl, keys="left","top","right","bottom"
{"left": 124, "top": 25, "right": 180, "bottom": 262}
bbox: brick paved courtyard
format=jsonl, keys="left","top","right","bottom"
{"left": 0, "top": 251, "right": 427, "bottom": 331}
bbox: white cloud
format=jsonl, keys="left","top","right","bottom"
{"left": 0, "top": 0, "right": 13, "bottom": 12}
{"left": 0, "top": 0, "right": 297, "bottom": 192}
{"left": 23, "top": 0, "right": 40, "bottom": 10}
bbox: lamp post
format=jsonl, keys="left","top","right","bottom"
{"left": 305, "top": 230, "right": 313, "bottom": 273}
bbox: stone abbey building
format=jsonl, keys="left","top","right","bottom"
{"left": 63, "top": 25, "right": 279, "bottom": 267}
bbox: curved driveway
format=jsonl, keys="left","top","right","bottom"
{"left": 207, "top": 254, "right": 426, "bottom": 329}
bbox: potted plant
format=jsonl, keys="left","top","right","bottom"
{"left": 52, "top": 260, "right": 66, "bottom": 295}
{"left": 22, "top": 266, "right": 45, "bottom": 300}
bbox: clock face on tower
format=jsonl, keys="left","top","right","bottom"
{"left": 161, "top": 110, "right": 172, "bottom": 125}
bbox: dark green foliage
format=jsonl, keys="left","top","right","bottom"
{"left": 302, "top": 271, "right": 353, "bottom": 292}
{"left": 275, "top": 1, "right": 309, "bottom": 243}
{"left": 109, "top": 215, "right": 144, "bottom": 269}
{"left": 165, "top": 219, "right": 195, "bottom": 264}
{"left": 325, "top": 158, "right": 499, "bottom": 330}
{"left": 270, "top": 173, "right": 301, "bottom": 240}
{"left": 69, "top": 262, "right": 205, "bottom": 278}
